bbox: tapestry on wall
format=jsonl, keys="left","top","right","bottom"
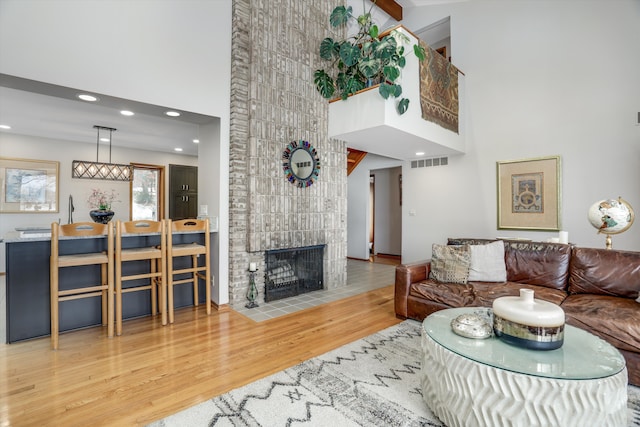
{"left": 419, "top": 40, "right": 460, "bottom": 134}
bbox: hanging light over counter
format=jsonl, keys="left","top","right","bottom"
{"left": 72, "top": 125, "right": 133, "bottom": 181}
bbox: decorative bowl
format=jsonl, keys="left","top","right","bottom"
{"left": 451, "top": 313, "right": 493, "bottom": 339}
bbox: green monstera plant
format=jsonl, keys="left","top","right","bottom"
{"left": 314, "top": 4, "right": 425, "bottom": 115}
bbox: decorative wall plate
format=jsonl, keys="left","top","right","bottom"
{"left": 282, "top": 140, "right": 320, "bottom": 188}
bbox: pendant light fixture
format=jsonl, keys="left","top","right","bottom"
{"left": 72, "top": 125, "right": 133, "bottom": 181}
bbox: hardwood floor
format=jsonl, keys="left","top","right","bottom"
{"left": 0, "top": 285, "right": 400, "bottom": 426}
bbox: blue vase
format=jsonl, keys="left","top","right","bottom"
{"left": 89, "top": 209, "right": 114, "bottom": 224}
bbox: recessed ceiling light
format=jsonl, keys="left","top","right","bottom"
{"left": 416, "top": 152, "right": 425, "bottom": 156}
{"left": 0, "top": 124, "right": 11, "bottom": 130}
{"left": 174, "top": 147, "right": 183, "bottom": 152}
{"left": 192, "top": 139, "right": 200, "bottom": 144}
{"left": 165, "top": 111, "right": 180, "bottom": 117}
{"left": 120, "top": 110, "right": 134, "bottom": 116}
{"left": 78, "top": 93, "right": 99, "bottom": 102}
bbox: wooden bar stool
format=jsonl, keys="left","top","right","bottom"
{"left": 50, "top": 221, "right": 114, "bottom": 350}
{"left": 114, "top": 220, "right": 167, "bottom": 335}
{"left": 166, "top": 218, "right": 211, "bottom": 323}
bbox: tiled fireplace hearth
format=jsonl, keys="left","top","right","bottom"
{"left": 265, "top": 245, "right": 325, "bottom": 302}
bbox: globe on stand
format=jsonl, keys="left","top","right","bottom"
{"left": 587, "top": 197, "right": 635, "bottom": 249}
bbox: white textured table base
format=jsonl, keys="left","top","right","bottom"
{"left": 421, "top": 330, "right": 628, "bottom": 427}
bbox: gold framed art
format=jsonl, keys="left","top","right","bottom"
{"left": 497, "top": 156, "right": 561, "bottom": 231}
{"left": 0, "top": 157, "right": 59, "bottom": 213}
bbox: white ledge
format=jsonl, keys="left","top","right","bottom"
{"left": 328, "top": 26, "right": 466, "bottom": 161}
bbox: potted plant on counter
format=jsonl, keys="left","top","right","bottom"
{"left": 313, "top": 3, "right": 425, "bottom": 115}
{"left": 87, "top": 188, "right": 119, "bottom": 223}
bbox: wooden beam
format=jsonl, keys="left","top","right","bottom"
{"left": 370, "top": 0, "right": 403, "bottom": 21}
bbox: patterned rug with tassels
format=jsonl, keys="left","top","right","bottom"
{"left": 150, "top": 320, "right": 640, "bottom": 426}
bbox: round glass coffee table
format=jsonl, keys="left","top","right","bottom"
{"left": 421, "top": 307, "right": 628, "bottom": 427}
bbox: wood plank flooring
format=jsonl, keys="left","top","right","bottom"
{"left": 0, "top": 285, "right": 400, "bottom": 426}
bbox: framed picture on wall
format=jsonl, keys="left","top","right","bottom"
{"left": 0, "top": 157, "right": 59, "bottom": 213}
{"left": 496, "top": 155, "right": 561, "bottom": 231}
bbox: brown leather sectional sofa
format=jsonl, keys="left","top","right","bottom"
{"left": 395, "top": 238, "right": 640, "bottom": 385}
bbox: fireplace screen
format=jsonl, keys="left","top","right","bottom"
{"left": 265, "top": 245, "right": 325, "bottom": 302}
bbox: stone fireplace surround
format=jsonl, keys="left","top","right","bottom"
{"left": 228, "top": 0, "right": 347, "bottom": 309}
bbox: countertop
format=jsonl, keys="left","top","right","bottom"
{"left": 4, "top": 227, "right": 217, "bottom": 243}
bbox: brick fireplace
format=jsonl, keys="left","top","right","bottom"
{"left": 228, "top": 0, "right": 346, "bottom": 309}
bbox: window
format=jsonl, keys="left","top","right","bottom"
{"left": 130, "top": 164, "right": 164, "bottom": 221}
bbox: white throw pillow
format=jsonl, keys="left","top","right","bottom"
{"left": 467, "top": 240, "right": 507, "bottom": 282}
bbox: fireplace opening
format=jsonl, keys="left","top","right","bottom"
{"left": 265, "top": 245, "right": 325, "bottom": 302}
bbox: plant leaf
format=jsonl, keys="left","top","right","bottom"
{"left": 339, "top": 42, "right": 361, "bottom": 67}
{"left": 359, "top": 58, "right": 382, "bottom": 78}
{"left": 413, "top": 43, "right": 426, "bottom": 61}
{"left": 319, "top": 38, "right": 338, "bottom": 60}
{"left": 314, "top": 69, "right": 335, "bottom": 99}
{"left": 383, "top": 66, "right": 399, "bottom": 82}
{"left": 379, "top": 83, "right": 392, "bottom": 99}
{"left": 330, "top": 5, "right": 352, "bottom": 27}
{"left": 343, "top": 76, "right": 365, "bottom": 98}
{"left": 397, "top": 56, "right": 406, "bottom": 68}
{"left": 357, "top": 12, "right": 371, "bottom": 27}
{"left": 397, "top": 98, "right": 410, "bottom": 115}
{"left": 369, "top": 24, "right": 379, "bottom": 39}
{"left": 375, "top": 37, "right": 397, "bottom": 60}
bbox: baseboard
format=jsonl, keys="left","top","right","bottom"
{"left": 375, "top": 253, "right": 401, "bottom": 259}
{"left": 211, "top": 301, "right": 231, "bottom": 312}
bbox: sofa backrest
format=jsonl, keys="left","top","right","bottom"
{"left": 569, "top": 247, "right": 640, "bottom": 298}
{"left": 448, "top": 238, "right": 571, "bottom": 290}
{"left": 503, "top": 241, "right": 571, "bottom": 290}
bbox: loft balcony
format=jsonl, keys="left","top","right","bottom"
{"left": 328, "top": 26, "right": 466, "bottom": 161}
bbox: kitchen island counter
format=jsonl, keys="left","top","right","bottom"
{"left": 5, "top": 228, "right": 214, "bottom": 343}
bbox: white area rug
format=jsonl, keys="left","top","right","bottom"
{"left": 150, "top": 320, "right": 640, "bottom": 426}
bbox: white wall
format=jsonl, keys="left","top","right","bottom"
{"left": 0, "top": 133, "right": 197, "bottom": 271}
{"left": 400, "top": 0, "right": 640, "bottom": 263}
{"left": 0, "top": 0, "right": 232, "bottom": 301}
{"left": 0, "top": 0, "right": 230, "bottom": 120}
{"left": 198, "top": 120, "right": 228, "bottom": 306}
{"left": 347, "top": 154, "right": 402, "bottom": 259}
{"left": 371, "top": 167, "right": 402, "bottom": 256}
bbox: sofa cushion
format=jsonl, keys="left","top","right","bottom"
{"left": 504, "top": 241, "right": 571, "bottom": 290}
{"left": 468, "top": 240, "right": 507, "bottom": 282}
{"left": 468, "top": 281, "right": 567, "bottom": 308}
{"left": 410, "top": 279, "right": 475, "bottom": 307}
{"left": 429, "top": 244, "right": 471, "bottom": 284}
{"left": 569, "top": 247, "right": 640, "bottom": 298}
{"left": 562, "top": 294, "right": 640, "bottom": 353}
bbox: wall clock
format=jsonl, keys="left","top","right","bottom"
{"left": 282, "top": 140, "right": 320, "bottom": 188}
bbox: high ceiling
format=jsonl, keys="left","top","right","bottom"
{"left": 0, "top": 74, "right": 213, "bottom": 158}
{"left": 0, "top": 1, "right": 455, "bottom": 159}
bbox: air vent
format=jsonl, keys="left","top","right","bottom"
{"left": 411, "top": 157, "right": 449, "bottom": 169}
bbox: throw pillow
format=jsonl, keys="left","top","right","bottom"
{"left": 430, "top": 244, "right": 471, "bottom": 284}
{"left": 468, "top": 240, "right": 507, "bottom": 282}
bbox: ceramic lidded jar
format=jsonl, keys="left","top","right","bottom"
{"left": 492, "top": 289, "right": 565, "bottom": 350}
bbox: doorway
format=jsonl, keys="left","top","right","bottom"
{"left": 369, "top": 174, "right": 375, "bottom": 256}
{"left": 369, "top": 167, "right": 402, "bottom": 261}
